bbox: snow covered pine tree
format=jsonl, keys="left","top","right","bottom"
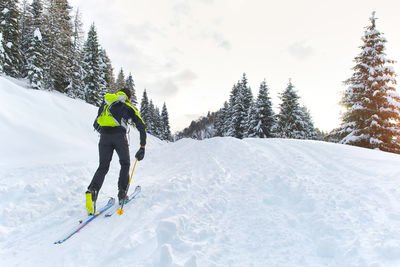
{"left": 0, "top": 0, "right": 23, "bottom": 77}
{"left": 248, "top": 79, "right": 275, "bottom": 138}
{"left": 339, "top": 12, "right": 400, "bottom": 153}
{"left": 275, "top": 79, "right": 316, "bottom": 139}
{"left": 82, "top": 23, "right": 105, "bottom": 106}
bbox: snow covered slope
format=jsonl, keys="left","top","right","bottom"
{"left": 1, "top": 75, "right": 400, "bottom": 266}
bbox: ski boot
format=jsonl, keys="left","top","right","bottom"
{"left": 86, "top": 188, "right": 98, "bottom": 215}
{"left": 118, "top": 190, "right": 129, "bottom": 205}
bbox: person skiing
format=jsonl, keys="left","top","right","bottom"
{"left": 86, "top": 87, "right": 146, "bottom": 215}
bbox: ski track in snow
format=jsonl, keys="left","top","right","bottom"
{"left": 1, "top": 76, "right": 400, "bottom": 266}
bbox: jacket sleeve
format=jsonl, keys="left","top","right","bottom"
{"left": 93, "top": 101, "right": 105, "bottom": 132}
{"left": 127, "top": 105, "right": 147, "bottom": 147}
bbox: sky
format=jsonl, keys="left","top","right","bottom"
{"left": 69, "top": 0, "right": 400, "bottom": 133}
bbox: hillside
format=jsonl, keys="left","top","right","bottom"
{"left": 175, "top": 111, "right": 217, "bottom": 140}
{"left": 1, "top": 76, "right": 400, "bottom": 266}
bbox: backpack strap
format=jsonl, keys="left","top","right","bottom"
{"left": 96, "top": 93, "right": 127, "bottom": 128}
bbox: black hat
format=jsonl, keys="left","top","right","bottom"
{"left": 121, "top": 87, "right": 131, "bottom": 100}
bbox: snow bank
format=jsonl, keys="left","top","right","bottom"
{"left": 1, "top": 76, "right": 400, "bottom": 266}
{"left": 0, "top": 75, "right": 98, "bottom": 168}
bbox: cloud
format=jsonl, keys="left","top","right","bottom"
{"left": 216, "top": 39, "right": 232, "bottom": 50}
{"left": 209, "top": 32, "right": 231, "bottom": 50}
{"left": 184, "top": 113, "right": 203, "bottom": 121}
{"left": 157, "top": 79, "right": 180, "bottom": 97}
{"left": 171, "top": 1, "right": 192, "bottom": 26}
{"left": 142, "top": 78, "right": 179, "bottom": 100}
{"left": 107, "top": 39, "right": 157, "bottom": 73}
{"left": 197, "top": 0, "right": 215, "bottom": 4}
{"left": 122, "top": 22, "right": 164, "bottom": 42}
{"left": 164, "top": 59, "right": 179, "bottom": 71}
{"left": 287, "top": 41, "right": 315, "bottom": 60}
{"left": 173, "top": 1, "right": 191, "bottom": 15}
{"left": 148, "top": 69, "right": 198, "bottom": 98}
{"left": 175, "top": 69, "right": 198, "bottom": 83}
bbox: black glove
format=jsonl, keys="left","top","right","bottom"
{"left": 135, "top": 147, "right": 145, "bottom": 161}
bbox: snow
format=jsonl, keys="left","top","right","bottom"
{"left": 350, "top": 103, "right": 366, "bottom": 111}
{"left": 370, "top": 137, "right": 383, "bottom": 145}
{"left": 1, "top": 76, "right": 400, "bottom": 266}
{"left": 33, "top": 28, "right": 42, "bottom": 41}
{"left": 365, "top": 29, "right": 380, "bottom": 37}
{"left": 385, "top": 92, "right": 400, "bottom": 110}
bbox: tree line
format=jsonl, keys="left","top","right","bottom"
{"left": 216, "top": 74, "right": 316, "bottom": 139}
{"left": 176, "top": 74, "right": 317, "bottom": 141}
{"left": 0, "top": 0, "right": 172, "bottom": 141}
{"left": 139, "top": 89, "right": 172, "bottom": 141}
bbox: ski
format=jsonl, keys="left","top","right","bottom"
{"left": 105, "top": 185, "right": 141, "bottom": 217}
{"left": 54, "top": 197, "right": 115, "bottom": 244}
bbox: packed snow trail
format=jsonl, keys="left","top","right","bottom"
{"left": 1, "top": 76, "right": 400, "bottom": 266}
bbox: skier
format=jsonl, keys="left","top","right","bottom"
{"left": 86, "top": 88, "right": 146, "bottom": 215}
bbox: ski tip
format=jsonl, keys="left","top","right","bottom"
{"left": 135, "top": 185, "right": 141, "bottom": 193}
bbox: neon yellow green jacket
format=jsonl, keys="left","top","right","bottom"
{"left": 94, "top": 91, "right": 147, "bottom": 146}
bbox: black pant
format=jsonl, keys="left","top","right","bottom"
{"left": 88, "top": 132, "right": 130, "bottom": 192}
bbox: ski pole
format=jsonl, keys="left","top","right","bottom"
{"left": 117, "top": 158, "right": 138, "bottom": 216}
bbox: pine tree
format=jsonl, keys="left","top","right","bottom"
{"left": 26, "top": 28, "right": 45, "bottom": 89}
{"left": 19, "top": 0, "right": 31, "bottom": 76}
{"left": 115, "top": 68, "right": 126, "bottom": 92}
{"left": 153, "top": 105, "right": 162, "bottom": 138}
{"left": 146, "top": 100, "right": 163, "bottom": 137}
{"left": 221, "top": 101, "right": 230, "bottom": 136}
{"left": 248, "top": 79, "right": 275, "bottom": 138}
{"left": 0, "top": 1, "right": 4, "bottom": 71}
{"left": 338, "top": 12, "right": 400, "bottom": 153}
{"left": 247, "top": 103, "right": 258, "bottom": 137}
{"left": 25, "top": 0, "right": 45, "bottom": 89}
{"left": 0, "top": 0, "right": 23, "bottom": 77}
{"left": 300, "top": 106, "right": 317, "bottom": 139}
{"left": 71, "top": 8, "right": 84, "bottom": 52}
{"left": 215, "top": 101, "right": 229, "bottom": 137}
{"left": 161, "top": 102, "right": 172, "bottom": 141}
{"left": 229, "top": 73, "right": 253, "bottom": 139}
{"left": 0, "top": 32, "right": 4, "bottom": 73}
{"left": 30, "top": 0, "right": 44, "bottom": 32}
{"left": 67, "top": 7, "right": 85, "bottom": 99}
{"left": 101, "top": 48, "right": 114, "bottom": 92}
{"left": 226, "top": 83, "right": 239, "bottom": 137}
{"left": 275, "top": 80, "right": 313, "bottom": 139}
{"left": 140, "top": 89, "right": 150, "bottom": 127}
{"left": 147, "top": 100, "right": 156, "bottom": 135}
{"left": 97, "top": 48, "right": 109, "bottom": 97}
{"left": 82, "top": 23, "right": 103, "bottom": 106}
{"left": 42, "top": 0, "right": 74, "bottom": 92}
{"left": 240, "top": 74, "right": 254, "bottom": 137}
{"left": 125, "top": 72, "right": 137, "bottom": 106}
